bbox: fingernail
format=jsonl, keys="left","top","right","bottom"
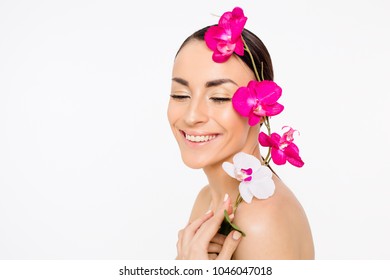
{"left": 205, "top": 209, "right": 212, "bottom": 214}
{"left": 223, "top": 193, "right": 229, "bottom": 202}
{"left": 232, "top": 231, "right": 242, "bottom": 240}
{"left": 228, "top": 213, "right": 234, "bottom": 220}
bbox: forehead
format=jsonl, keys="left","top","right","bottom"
{"left": 172, "top": 40, "right": 255, "bottom": 87}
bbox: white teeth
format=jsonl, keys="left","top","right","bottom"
{"left": 185, "top": 134, "right": 216, "bottom": 143}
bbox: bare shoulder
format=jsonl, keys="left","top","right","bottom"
{"left": 233, "top": 176, "right": 314, "bottom": 259}
{"left": 188, "top": 185, "right": 211, "bottom": 223}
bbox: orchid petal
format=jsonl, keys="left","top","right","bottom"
{"left": 282, "top": 127, "right": 299, "bottom": 142}
{"left": 255, "top": 81, "right": 282, "bottom": 104}
{"left": 270, "top": 133, "right": 282, "bottom": 143}
{"left": 246, "top": 80, "right": 258, "bottom": 90}
{"left": 245, "top": 166, "right": 275, "bottom": 200}
{"left": 219, "top": 11, "right": 233, "bottom": 29}
{"left": 212, "top": 51, "right": 230, "bottom": 63}
{"left": 285, "top": 142, "right": 300, "bottom": 154}
{"left": 222, "top": 162, "right": 236, "bottom": 178}
{"left": 271, "top": 148, "right": 287, "bottom": 165}
{"left": 204, "top": 26, "right": 221, "bottom": 50}
{"left": 263, "top": 103, "right": 284, "bottom": 116}
{"left": 242, "top": 168, "right": 252, "bottom": 176}
{"left": 284, "top": 144, "right": 304, "bottom": 167}
{"left": 258, "top": 132, "right": 277, "bottom": 147}
{"left": 232, "top": 87, "right": 254, "bottom": 117}
{"left": 233, "top": 152, "right": 262, "bottom": 172}
{"left": 252, "top": 165, "right": 273, "bottom": 181}
{"left": 232, "top": 7, "right": 245, "bottom": 17}
{"left": 230, "top": 19, "right": 245, "bottom": 41}
{"left": 234, "top": 38, "right": 245, "bottom": 56}
{"left": 287, "top": 155, "right": 305, "bottom": 168}
{"left": 231, "top": 7, "right": 246, "bottom": 26}
{"left": 250, "top": 175, "right": 275, "bottom": 199}
{"left": 239, "top": 182, "right": 253, "bottom": 203}
{"left": 248, "top": 113, "right": 262, "bottom": 126}
{"left": 243, "top": 176, "right": 252, "bottom": 182}
{"left": 223, "top": 7, "right": 246, "bottom": 42}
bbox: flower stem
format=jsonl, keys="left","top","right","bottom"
{"left": 263, "top": 117, "right": 272, "bottom": 165}
{"left": 242, "top": 37, "right": 262, "bottom": 82}
{"left": 260, "top": 62, "right": 265, "bottom": 81}
{"left": 234, "top": 194, "right": 243, "bottom": 212}
{"left": 264, "top": 149, "right": 271, "bottom": 165}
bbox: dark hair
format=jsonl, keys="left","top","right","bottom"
{"left": 176, "top": 26, "right": 274, "bottom": 81}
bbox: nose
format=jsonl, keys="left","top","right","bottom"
{"left": 184, "top": 96, "right": 209, "bottom": 126}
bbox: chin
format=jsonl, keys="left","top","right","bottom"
{"left": 181, "top": 153, "right": 229, "bottom": 170}
{"left": 180, "top": 151, "right": 218, "bottom": 169}
{"left": 181, "top": 156, "right": 206, "bottom": 170}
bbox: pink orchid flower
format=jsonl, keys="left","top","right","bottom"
{"left": 258, "top": 126, "right": 304, "bottom": 167}
{"left": 222, "top": 152, "right": 275, "bottom": 203}
{"left": 232, "top": 80, "right": 284, "bottom": 126}
{"left": 204, "top": 7, "right": 247, "bottom": 63}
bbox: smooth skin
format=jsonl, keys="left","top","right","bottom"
{"left": 176, "top": 194, "right": 242, "bottom": 260}
{"left": 168, "top": 40, "right": 314, "bottom": 260}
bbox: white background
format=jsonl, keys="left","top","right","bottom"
{"left": 0, "top": 0, "right": 389, "bottom": 259}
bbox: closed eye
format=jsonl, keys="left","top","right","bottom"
{"left": 210, "top": 97, "right": 232, "bottom": 103}
{"left": 170, "top": 94, "right": 190, "bottom": 100}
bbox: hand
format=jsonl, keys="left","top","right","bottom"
{"left": 176, "top": 194, "right": 242, "bottom": 260}
{"left": 207, "top": 233, "right": 226, "bottom": 260}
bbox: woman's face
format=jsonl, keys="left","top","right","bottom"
{"left": 167, "top": 40, "right": 258, "bottom": 169}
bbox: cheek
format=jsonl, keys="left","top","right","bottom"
{"left": 167, "top": 101, "right": 179, "bottom": 127}
{"left": 217, "top": 107, "right": 248, "bottom": 134}
{"left": 214, "top": 107, "right": 251, "bottom": 149}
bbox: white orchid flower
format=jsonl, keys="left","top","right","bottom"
{"left": 222, "top": 152, "right": 275, "bottom": 203}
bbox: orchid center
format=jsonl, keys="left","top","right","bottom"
{"left": 252, "top": 99, "right": 264, "bottom": 116}
{"left": 234, "top": 167, "right": 253, "bottom": 182}
{"left": 280, "top": 142, "right": 288, "bottom": 150}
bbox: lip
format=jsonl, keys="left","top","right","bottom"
{"left": 180, "top": 130, "right": 220, "bottom": 146}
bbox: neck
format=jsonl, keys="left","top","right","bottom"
{"left": 203, "top": 144, "right": 261, "bottom": 211}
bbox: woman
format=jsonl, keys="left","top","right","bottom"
{"left": 168, "top": 7, "right": 314, "bottom": 260}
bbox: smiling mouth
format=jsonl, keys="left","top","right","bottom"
{"left": 181, "top": 131, "right": 218, "bottom": 143}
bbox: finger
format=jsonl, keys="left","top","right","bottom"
{"left": 181, "top": 210, "right": 214, "bottom": 246}
{"left": 208, "top": 253, "right": 218, "bottom": 260}
{"left": 225, "top": 200, "right": 234, "bottom": 216}
{"left": 176, "top": 229, "right": 184, "bottom": 254}
{"left": 196, "top": 194, "right": 232, "bottom": 240}
{"left": 187, "top": 210, "right": 214, "bottom": 232}
{"left": 216, "top": 230, "right": 242, "bottom": 260}
{"left": 207, "top": 242, "right": 222, "bottom": 254}
{"left": 210, "top": 233, "right": 226, "bottom": 246}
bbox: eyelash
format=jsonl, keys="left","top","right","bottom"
{"left": 170, "top": 94, "right": 189, "bottom": 100}
{"left": 170, "top": 95, "right": 231, "bottom": 103}
{"left": 210, "top": 97, "right": 232, "bottom": 103}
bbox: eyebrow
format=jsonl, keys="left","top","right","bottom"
{"left": 172, "top": 77, "right": 238, "bottom": 88}
{"left": 206, "top": 79, "right": 238, "bottom": 87}
{"left": 172, "top": 77, "right": 189, "bottom": 87}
